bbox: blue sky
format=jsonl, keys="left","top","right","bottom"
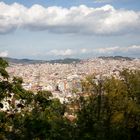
{"left": 0, "top": 0, "right": 140, "bottom": 59}
{"left": 2, "top": 0, "right": 140, "bottom": 10}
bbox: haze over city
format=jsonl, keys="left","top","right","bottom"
{"left": 0, "top": 0, "right": 140, "bottom": 59}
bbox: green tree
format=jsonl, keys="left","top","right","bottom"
{"left": 76, "top": 69, "right": 140, "bottom": 140}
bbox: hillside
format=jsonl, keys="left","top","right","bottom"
{"left": 3, "top": 57, "right": 81, "bottom": 64}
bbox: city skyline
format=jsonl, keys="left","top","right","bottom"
{"left": 0, "top": 0, "right": 140, "bottom": 59}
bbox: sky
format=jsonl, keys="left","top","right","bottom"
{"left": 0, "top": 0, "right": 140, "bottom": 60}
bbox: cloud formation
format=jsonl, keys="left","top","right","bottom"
{"left": 49, "top": 49, "right": 74, "bottom": 56}
{"left": 0, "top": 51, "right": 8, "bottom": 57}
{"left": 47, "top": 45, "right": 140, "bottom": 57}
{"left": 0, "top": 2, "right": 140, "bottom": 35}
{"left": 95, "top": 45, "right": 140, "bottom": 55}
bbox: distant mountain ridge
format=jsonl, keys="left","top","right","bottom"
{"left": 2, "top": 56, "right": 136, "bottom": 64}
{"left": 98, "top": 56, "right": 134, "bottom": 61}
{"left": 3, "top": 57, "right": 81, "bottom": 64}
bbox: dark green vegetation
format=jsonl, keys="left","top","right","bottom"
{"left": 0, "top": 57, "right": 140, "bottom": 140}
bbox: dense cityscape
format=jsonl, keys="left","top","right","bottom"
{"left": 6, "top": 57, "right": 140, "bottom": 102}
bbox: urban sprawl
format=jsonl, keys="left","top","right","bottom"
{"left": 6, "top": 58, "right": 140, "bottom": 103}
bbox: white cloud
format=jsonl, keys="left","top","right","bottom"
{"left": 0, "top": 2, "right": 140, "bottom": 35}
{"left": 93, "top": 45, "right": 140, "bottom": 56}
{"left": 127, "top": 45, "right": 140, "bottom": 50}
{"left": 47, "top": 45, "right": 140, "bottom": 57}
{"left": 32, "top": 45, "right": 140, "bottom": 58}
{"left": 95, "top": 46, "right": 120, "bottom": 54}
{"left": 81, "top": 48, "right": 88, "bottom": 53}
{"left": 49, "top": 49, "right": 75, "bottom": 56}
{"left": 0, "top": 51, "right": 8, "bottom": 57}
